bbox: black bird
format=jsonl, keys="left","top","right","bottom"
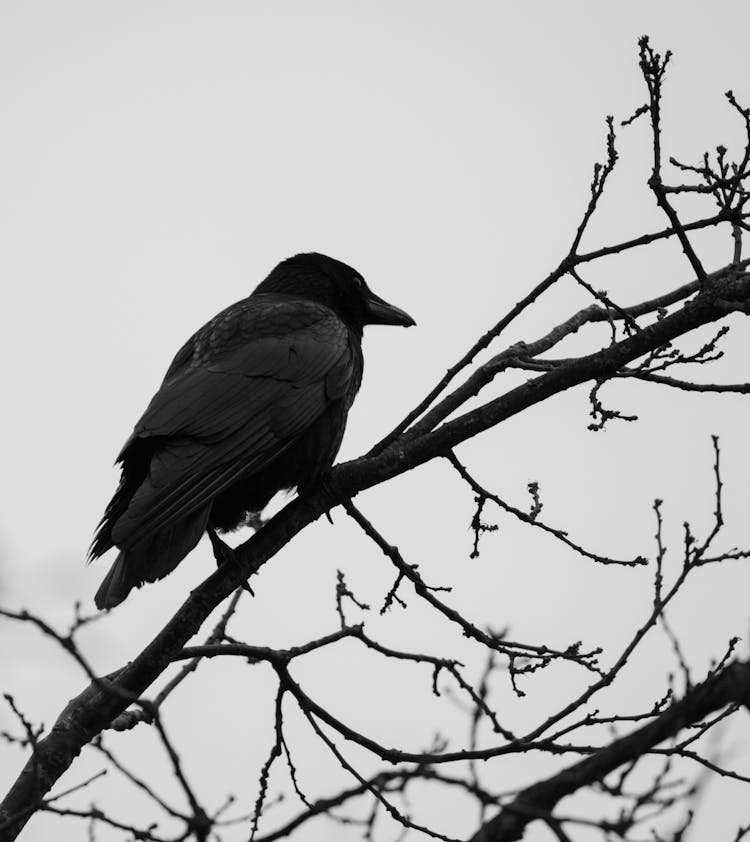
{"left": 90, "top": 252, "right": 415, "bottom": 608}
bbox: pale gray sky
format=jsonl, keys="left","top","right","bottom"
{"left": 2, "top": 3, "right": 750, "bottom": 841}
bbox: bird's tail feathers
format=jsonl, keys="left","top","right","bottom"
{"left": 94, "top": 505, "right": 211, "bottom": 609}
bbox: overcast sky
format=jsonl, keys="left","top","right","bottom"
{"left": 3, "top": 4, "right": 750, "bottom": 841}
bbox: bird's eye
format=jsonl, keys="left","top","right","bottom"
{"left": 353, "top": 276, "right": 364, "bottom": 289}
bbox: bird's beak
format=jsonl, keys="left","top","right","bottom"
{"left": 364, "top": 291, "right": 416, "bottom": 327}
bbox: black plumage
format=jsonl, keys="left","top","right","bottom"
{"left": 90, "top": 252, "right": 414, "bottom": 609}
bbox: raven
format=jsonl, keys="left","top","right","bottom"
{"left": 90, "top": 252, "right": 414, "bottom": 608}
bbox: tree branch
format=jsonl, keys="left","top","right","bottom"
{"left": 469, "top": 659, "right": 750, "bottom": 842}
{"left": 2, "top": 265, "right": 750, "bottom": 840}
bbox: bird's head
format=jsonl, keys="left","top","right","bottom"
{"left": 254, "top": 252, "right": 416, "bottom": 333}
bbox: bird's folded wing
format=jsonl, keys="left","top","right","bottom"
{"left": 111, "top": 311, "right": 354, "bottom": 548}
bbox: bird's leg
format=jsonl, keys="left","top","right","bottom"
{"left": 313, "top": 474, "right": 337, "bottom": 524}
{"left": 207, "top": 528, "right": 254, "bottom": 596}
{"left": 207, "top": 528, "right": 233, "bottom": 567}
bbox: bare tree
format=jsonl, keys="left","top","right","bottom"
{"left": 2, "top": 37, "right": 750, "bottom": 842}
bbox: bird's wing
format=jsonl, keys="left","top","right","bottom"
{"left": 111, "top": 301, "right": 355, "bottom": 549}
